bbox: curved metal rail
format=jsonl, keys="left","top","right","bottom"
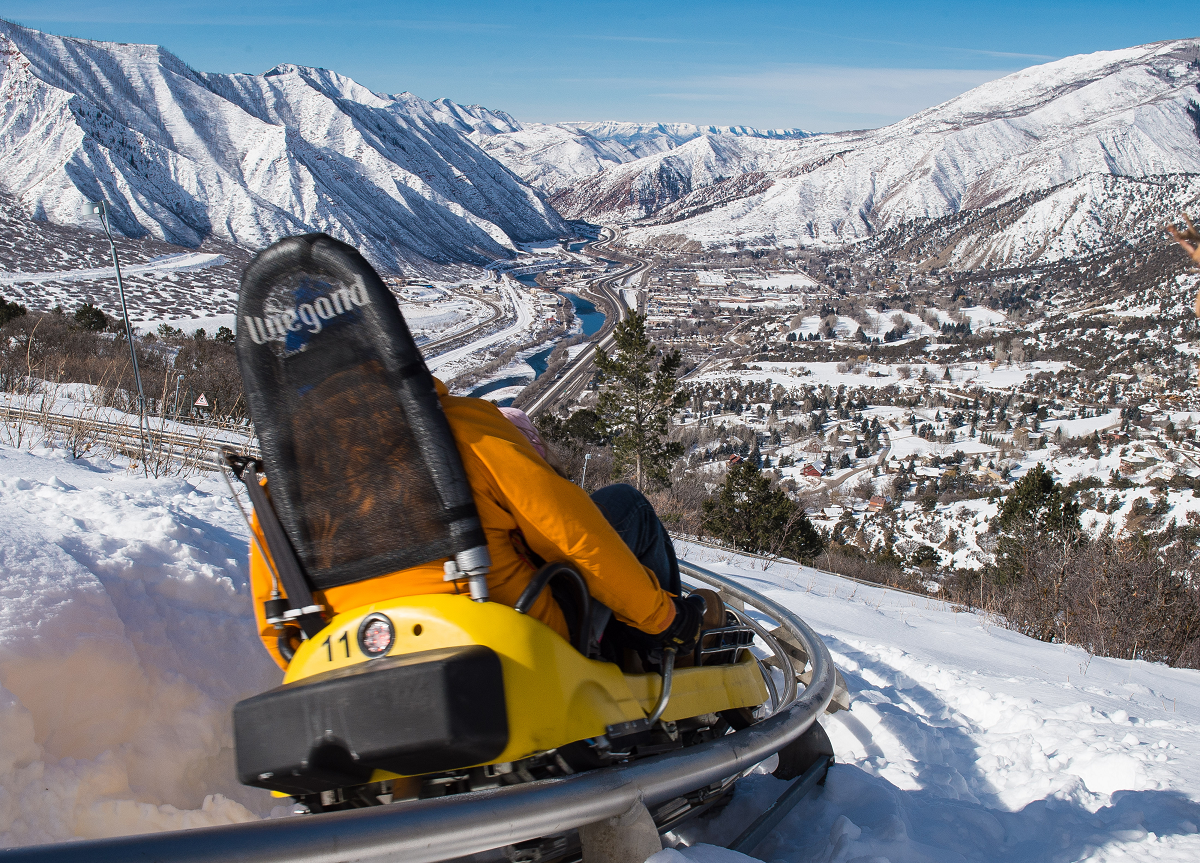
{"left": 0, "top": 560, "right": 834, "bottom": 863}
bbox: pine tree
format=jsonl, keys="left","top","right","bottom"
{"left": 993, "top": 462, "right": 1080, "bottom": 581}
{"left": 594, "top": 312, "right": 687, "bottom": 491}
{"left": 74, "top": 302, "right": 107, "bottom": 332}
{"left": 0, "top": 295, "right": 27, "bottom": 328}
{"left": 702, "top": 460, "right": 824, "bottom": 561}
{"left": 996, "top": 462, "right": 1079, "bottom": 535}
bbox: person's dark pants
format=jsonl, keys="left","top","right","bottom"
{"left": 587, "top": 483, "right": 679, "bottom": 664}
{"left": 590, "top": 483, "right": 680, "bottom": 595}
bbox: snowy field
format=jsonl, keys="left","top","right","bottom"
{"left": 671, "top": 541, "right": 1200, "bottom": 863}
{"left": 0, "top": 253, "right": 228, "bottom": 287}
{"left": 0, "top": 442, "right": 282, "bottom": 845}
{"left": 1, "top": 441, "right": 1198, "bottom": 860}
{"left": 427, "top": 279, "right": 542, "bottom": 374}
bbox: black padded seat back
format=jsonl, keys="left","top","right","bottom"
{"left": 236, "top": 234, "right": 486, "bottom": 591}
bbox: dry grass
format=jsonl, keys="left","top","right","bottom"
{"left": 1, "top": 310, "right": 252, "bottom": 476}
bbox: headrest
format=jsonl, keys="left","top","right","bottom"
{"left": 236, "top": 234, "right": 486, "bottom": 590}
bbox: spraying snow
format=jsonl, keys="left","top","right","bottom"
{"left": 0, "top": 443, "right": 281, "bottom": 844}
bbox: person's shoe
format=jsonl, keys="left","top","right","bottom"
{"left": 674, "top": 589, "right": 727, "bottom": 667}
{"left": 696, "top": 588, "right": 733, "bottom": 665}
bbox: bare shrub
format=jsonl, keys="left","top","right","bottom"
{"left": 1, "top": 311, "right": 245, "bottom": 421}
{"left": 942, "top": 529, "right": 1200, "bottom": 668}
{"left": 851, "top": 473, "right": 876, "bottom": 501}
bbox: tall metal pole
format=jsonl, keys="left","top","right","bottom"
{"left": 90, "top": 200, "right": 148, "bottom": 470}
{"left": 581, "top": 452, "right": 591, "bottom": 489}
{"left": 173, "top": 373, "right": 184, "bottom": 420}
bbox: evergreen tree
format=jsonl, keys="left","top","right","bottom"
{"left": 0, "top": 295, "right": 27, "bottom": 328}
{"left": 702, "top": 461, "right": 824, "bottom": 561}
{"left": 996, "top": 462, "right": 1080, "bottom": 535}
{"left": 594, "top": 312, "right": 686, "bottom": 491}
{"left": 993, "top": 462, "right": 1080, "bottom": 581}
{"left": 74, "top": 302, "right": 107, "bottom": 332}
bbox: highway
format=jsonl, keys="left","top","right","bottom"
{"left": 425, "top": 278, "right": 532, "bottom": 372}
{"left": 519, "top": 228, "right": 651, "bottom": 417}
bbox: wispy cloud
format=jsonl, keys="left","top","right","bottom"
{"left": 4, "top": 7, "right": 508, "bottom": 32}
{"left": 559, "top": 64, "right": 1010, "bottom": 129}
{"left": 569, "top": 33, "right": 740, "bottom": 47}
{"left": 773, "top": 26, "right": 1058, "bottom": 62}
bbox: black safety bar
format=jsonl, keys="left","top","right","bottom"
{"left": 515, "top": 562, "right": 592, "bottom": 656}
{"left": 224, "top": 450, "right": 326, "bottom": 638}
{"left": 694, "top": 623, "right": 755, "bottom": 666}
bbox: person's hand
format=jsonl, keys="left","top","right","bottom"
{"left": 659, "top": 594, "right": 706, "bottom": 653}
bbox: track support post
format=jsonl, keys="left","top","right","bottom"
{"left": 578, "top": 799, "right": 662, "bottom": 863}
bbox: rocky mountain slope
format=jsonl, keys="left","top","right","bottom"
{"left": 476, "top": 121, "right": 812, "bottom": 194}
{"left": 549, "top": 40, "right": 1200, "bottom": 269}
{"left": 0, "top": 21, "right": 565, "bottom": 276}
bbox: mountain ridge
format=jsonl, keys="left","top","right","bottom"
{"left": 3, "top": 20, "right": 1199, "bottom": 278}
{"left": 541, "top": 39, "right": 1200, "bottom": 270}
{"left": 474, "top": 120, "right": 813, "bottom": 195}
{"left": 0, "top": 20, "right": 565, "bottom": 276}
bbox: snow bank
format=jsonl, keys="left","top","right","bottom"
{"left": 3, "top": 439, "right": 1199, "bottom": 859}
{"left": 0, "top": 443, "right": 280, "bottom": 846}
{"left": 669, "top": 541, "right": 1200, "bottom": 861}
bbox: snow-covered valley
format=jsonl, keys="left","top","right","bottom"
{"left": 3, "top": 17, "right": 1200, "bottom": 861}
{"left": 1, "top": 441, "right": 1197, "bottom": 860}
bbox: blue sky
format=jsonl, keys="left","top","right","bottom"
{"left": 3, "top": 1, "right": 1195, "bottom": 130}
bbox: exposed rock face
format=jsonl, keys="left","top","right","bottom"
{"left": 0, "top": 22, "right": 565, "bottom": 275}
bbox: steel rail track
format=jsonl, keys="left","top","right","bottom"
{"left": 675, "top": 535, "right": 940, "bottom": 603}
{"left": 0, "top": 561, "right": 834, "bottom": 863}
{"left": 0, "top": 404, "right": 258, "bottom": 469}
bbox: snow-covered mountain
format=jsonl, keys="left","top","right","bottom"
{"left": 0, "top": 21, "right": 565, "bottom": 276}
{"left": 476, "top": 122, "right": 813, "bottom": 194}
{"left": 551, "top": 40, "right": 1200, "bottom": 267}
{"left": 6, "top": 17, "right": 1196, "bottom": 277}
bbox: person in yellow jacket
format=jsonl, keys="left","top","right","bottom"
{"left": 250, "top": 378, "right": 704, "bottom": 669}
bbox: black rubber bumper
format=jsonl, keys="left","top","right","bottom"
{"left": 234, "top": 645, "right": 508, "bottom": 795}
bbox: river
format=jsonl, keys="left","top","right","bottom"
{"left": 562, "top": 292, "right": 605, "bottom": 337}
{"left": 466, "top": 286, "right": 605, "bottom": 405}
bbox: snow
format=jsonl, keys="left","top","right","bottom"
{"left": 425, "top": 278, "right": 538, "bottom": 373}
{"left": 0, "top": 253, "right": 227, "bottom": 286}
{"left": 689, "top": 360, "right": 1070, "bottom": 396}
{"left": 478, "top": 122, "right": 812, "bottom": 195}
{"left": 559, "top": 40, "right": 1200, "bottom": 270}
{"left": 668, "top": 541, "right": 1200, "bottom": 862}
{"left": 0, "top": 442, "right": 281, "bottom": 845}
{"left": 147, "top": 313, "right": 237, "bottom": 336}
{"left": 742, "top": 273, "right": 822, "bottom": 292}
{"left": 2, "top": 440, "right": 1198, "bottom": 857}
